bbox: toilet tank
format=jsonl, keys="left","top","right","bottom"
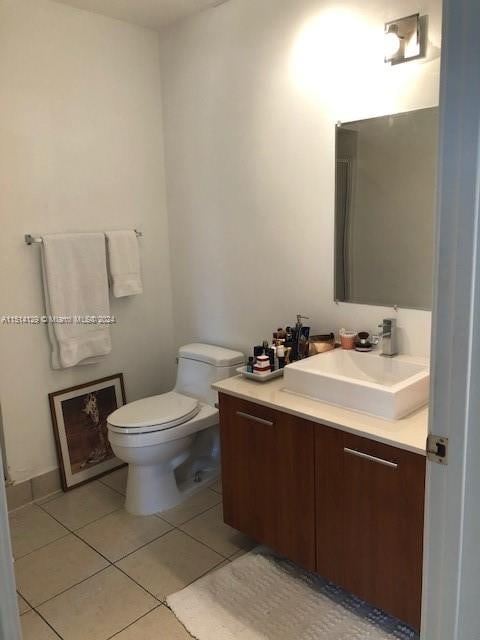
{"left": 175, "top": 343, "right": 245, "bottom": 406}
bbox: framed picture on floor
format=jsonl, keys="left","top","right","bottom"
{"left": 49, "top": 373, "right": 126, "bottom": 491}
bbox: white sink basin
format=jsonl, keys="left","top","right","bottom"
{"left": 283, "top": 349, "right": 429, "bottom": 420}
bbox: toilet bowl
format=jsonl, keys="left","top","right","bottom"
{"left": 107, "top": 344, "right": 244, "bottom": 516}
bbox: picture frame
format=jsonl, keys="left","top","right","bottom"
{"left": 49, "top": 374, "right": 126, "bottom": 491}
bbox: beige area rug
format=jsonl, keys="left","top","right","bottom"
{"left": 167, "top": 548, "right": 419, "bottom": 640}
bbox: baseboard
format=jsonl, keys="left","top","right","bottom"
{"left": 6, "top": 469, "right": 62, "bottom": 512}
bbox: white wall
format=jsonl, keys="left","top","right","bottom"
{"left": 0, "top": 0, "right": 175, "bottom": 483}
{"left": 159, "top": 0, "right": 441, "bottom": 359}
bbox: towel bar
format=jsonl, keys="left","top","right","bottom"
{"left": 24, "top": 230, "right": 143, "bottom": 245}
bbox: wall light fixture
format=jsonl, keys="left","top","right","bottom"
{"left": 384, "top": 13, "right": 425, "bottom": 64}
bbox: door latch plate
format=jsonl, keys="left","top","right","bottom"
{"left": 426, "top": 434, "right": 448, "bottom": 465}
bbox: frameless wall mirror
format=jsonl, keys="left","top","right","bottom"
{"left": 335, "top": 107, "right": 438, "bottom": 310}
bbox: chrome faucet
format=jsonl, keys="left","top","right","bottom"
{"left": 377, "top": 318, "right": 398, "bottom": 357}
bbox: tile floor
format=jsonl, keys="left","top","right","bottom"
{"left": 10, "top": 470, "right": 253, "bottom": 640}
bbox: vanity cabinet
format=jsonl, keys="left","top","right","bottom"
{"left": 315, "top": 428, "right": 425, "bottom": 630}
{"left": 218, "top": 393, "right": 426, "bottom": 631}
{"left": 218, "top": 393, "right": 316, "bottom": 570}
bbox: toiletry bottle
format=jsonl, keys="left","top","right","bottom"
{"left": 277, "top": 344, "right": 286, "bottom": 369}
{"left": 247, "top": 357, "right": 254, "bottom": 373}
{"left": 266, "top": 347, "right": 275, "bottom": 371}
{"left": 253, "top": 345, "right": 264, "bottom": 363}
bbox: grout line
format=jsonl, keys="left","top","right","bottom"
{"left": 177, "top": 525, "right": 231, "bottom": 560}
{"left": 12, "top": 532, "right": 71, "bottom": 562}
{"left": 181, "top": 554, "right": 230, "bottom": 587}
{"left": 97, "top": 480, "right": 127, "bottom": 498}
{"left": 14, "top": 475, "right": 235, "bottom": 635}
{"left": 7, "top": 500, "right": 36, "bottom": 515}
{"left": 164, "top": 601, "right": 198, "bottom": 640}
{"left": 20, "top": 485, "right": 236, "bottom": 562}
{"left": 113, "top": 563, "right": 164, "bottom": 603}
{"left": 174, "top": 501, "right": 254, "bottom": 559}
{"left": 71, "top": 508, "right": 123, "bottom": 533}
{"left": 155, "top": 494, "right": 222, "bottom": 528}
{"left": 33, "top": 490, "right": 63, "bottom": 506}
{"left": 45, "top": 504, "right": 166, "bottom": 605}
{"left": 115, "top": 535, "right": 227, "bottom": 592}
{"left": 38, "top": 501, "right": 123, "bottom": 532}
{"left": 28, "top": 608, "right": 64, "bottom": 639}
{"left": 104, "top": 526, "right": 174, "bottom": 563}
{"left": 105, "top": 604, "right": 164, "bottom": 640}
{"left": 62, "top": 529, "right": 164, "bottom": 604}
{"left": 17, "top": 591, "right": 34, "bottom": 614}
{"left": 28, "top": 565, "right": 111, "bottom": 609}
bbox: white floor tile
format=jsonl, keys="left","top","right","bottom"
{"left": 41, "top": 481, "right": 123, "bottom": 530}
{"left": 99, "top": 466, "right": 128, "bottom": 495}
{"left": 113, "top": 605, "right": 192, "bottom": 639}
{"left": 159, "top": 489, "right": 221, "bottom": 526}
{"left": 20, "top": 610, "right": 59, "bottom": 640}
{"left": 38, "top": 566, "right": 157, "bottom": 640}
{"left": 15, "top": 534, "right": 108, "bottom": 606}
{"left": 9, "top": 504, "right": 68, "bottom": 559}
{"left": 76, "top": 509, "right": 172, "bottom": 562}
{"left": 180, "top": 503, "right": 254, "bottom": 557}
{"left": 116, "top": 529, "right": 223, "bottom": 601}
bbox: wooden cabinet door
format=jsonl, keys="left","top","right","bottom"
{"left": 219, "top": 394, "right": 316, "bottom": 570}
{"left": 316, "top": 425, "right": 426, "bottom": 631}
{"left": 272, "top": 410, "right": 316, "bottom": 569}
{"left": 219, "top": 394, "right": 278, "bottom": 550}
{"left": 341, "top": 434, "right": 425, "bottom": 630}
{"left": 315, "top": 424, "right": 345, "bottom": 585}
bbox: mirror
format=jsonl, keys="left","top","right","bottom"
{"left": 335, "top": 107, "right": 438, "bottom": 310}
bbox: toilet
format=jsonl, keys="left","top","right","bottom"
{"left": 107, "top": 343, "right": 244, "bottom": 516}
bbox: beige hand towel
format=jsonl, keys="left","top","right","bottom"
{"left": 41, "top": 233, "right": 112, "bottom": 369}
{"left": 105, "top": 230, "right": 143, "bottom": 297}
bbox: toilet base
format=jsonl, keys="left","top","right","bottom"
{"left": 125, "top": 464, "right": 183, "bottom": 515}
{"left": 124, "top": 457, "right": 220, "bottom": 516}
{"left": 110, "top": 422, "right": 221, "bottom": 516}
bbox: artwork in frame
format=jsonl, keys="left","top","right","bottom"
{"left": 49, "top": 374, "right": 126, "bottom": 491}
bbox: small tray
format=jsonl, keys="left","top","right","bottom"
{"left": 236, "top": 366, "right": 284, "bottom": 382}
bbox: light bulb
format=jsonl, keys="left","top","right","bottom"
{"left": 384, "top": 28, "right": 401, "bottom": 60}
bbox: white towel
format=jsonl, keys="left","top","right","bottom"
{"left": 105, "top": 230, "right": 143, "bottom": 297}
{"left": 41, "top": 233, "right": 112, "bottom": 369}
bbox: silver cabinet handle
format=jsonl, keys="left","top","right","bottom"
{"left": 344, "top": 447, "right": 398, "bottom": 469}
{"left": 236, "top": 411, "right": 274, "bottom": 427}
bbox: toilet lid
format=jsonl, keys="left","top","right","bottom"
{"left": 107, "top": 391, "right": 200, "bottom": 431}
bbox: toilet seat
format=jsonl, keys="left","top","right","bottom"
{"left": 107, "top": 391, "right": 201, "bottom": 435}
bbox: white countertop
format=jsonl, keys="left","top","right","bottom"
{"left": 213, "top": 375, "right": 428, "bottom": 456}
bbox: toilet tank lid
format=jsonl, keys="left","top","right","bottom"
{"left": 179, "top": 343, "right": 244, "bottom": 367}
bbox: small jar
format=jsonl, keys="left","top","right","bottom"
{"left": 339, "top": 329, "right": 357, "bottom": 350}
